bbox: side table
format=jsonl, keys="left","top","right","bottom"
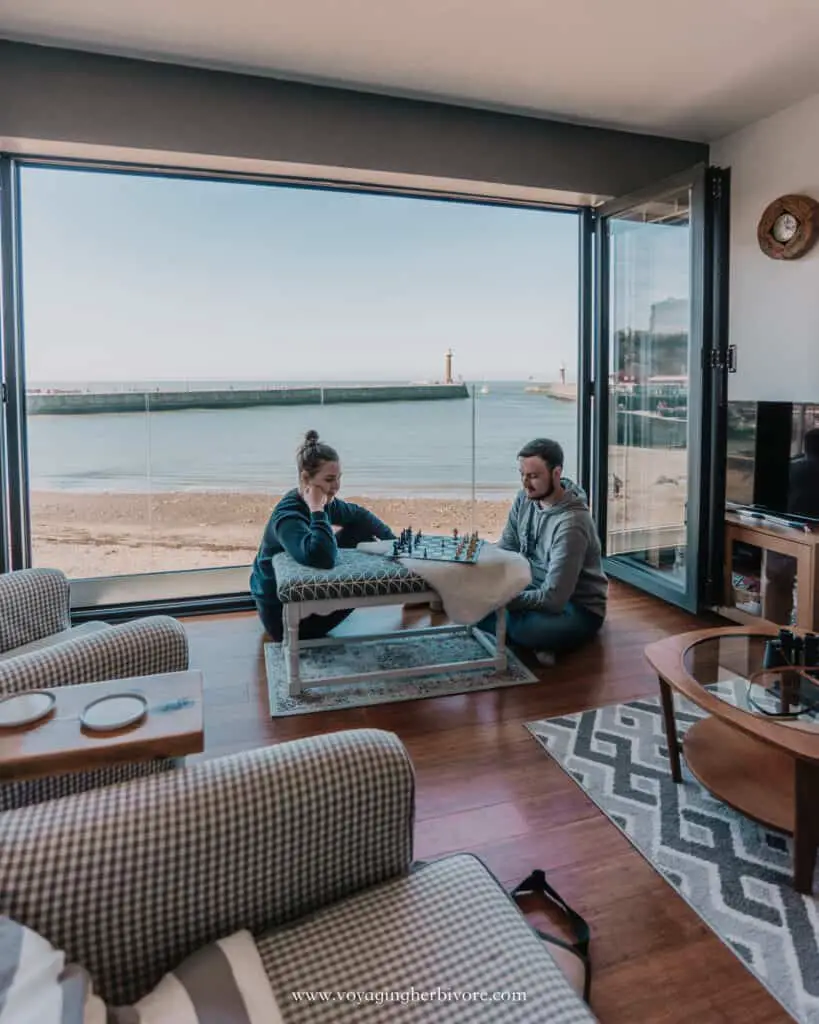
{"left": 0, "top": 670, "right": 204, "bottom": 782}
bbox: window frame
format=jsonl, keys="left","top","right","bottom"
{"left": 2, "top": 153, "right": 586, "bottom": 615}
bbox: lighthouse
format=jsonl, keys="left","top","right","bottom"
{"left": 444, "top": 348, "right": 453, "bottom": 384}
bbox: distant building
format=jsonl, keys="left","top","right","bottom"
{"left": 649, "top": 297, "right": 689, "bottom": 336}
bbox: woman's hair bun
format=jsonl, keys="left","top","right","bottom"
{"left": 296, "top": 431, "right": 339, "bottom": 475}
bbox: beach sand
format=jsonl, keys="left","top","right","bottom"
{"left": 29, "top": 492, "right": 512, "bottom": 578}
{"left": 29, "top": 444, "right": 689, "bottom": 579}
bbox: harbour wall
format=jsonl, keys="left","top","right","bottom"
{"left": 26, "top": 382, "right": 470, "bottom": 415}
{"left": 524, "top": 382, "right": 577, "bottom": 402}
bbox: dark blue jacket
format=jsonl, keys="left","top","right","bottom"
{"left": 250, "top": 489, "right": 395, "bottom": 603}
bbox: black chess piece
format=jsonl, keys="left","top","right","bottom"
{"left": 778, "top": 629, "right": 795, "bottom": 664}
{"left": 775, "top": 629, "right": 803, "bottom": 712}
{"left": 804, "top": 633, "right": 819, "bottom": 669}
{"left": 763, "top": 638, "right": 785, "bottom": 670}
{"left": 801, "top": 634, "right": 819, "bottom": 705}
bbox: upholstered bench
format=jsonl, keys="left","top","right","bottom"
{"left": 273, "top": 549, "right": 507, "bottom": 695}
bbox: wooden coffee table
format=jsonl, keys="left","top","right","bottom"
{"left": 645, "top": 624, "right": 819, "bottom": 894}
{"left": 0, "top": 670, "right": 204, "bottom": 782}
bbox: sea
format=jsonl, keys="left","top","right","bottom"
{"left": 26, "top": 381, "right": 578, "bottom": 500}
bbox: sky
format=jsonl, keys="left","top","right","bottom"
{"left": 18, "top": 166, "right": 689, "bottom": 385}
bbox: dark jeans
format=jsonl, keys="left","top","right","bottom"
{"left": 255, "top": 521, "right": 384, "bottom": 643}
{"left": 476, "top": 601, "right": 603, "bottom": 656}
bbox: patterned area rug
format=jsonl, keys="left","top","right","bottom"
{"left": 266, "top": 631, "right": 536, "bottom": 716}
{"left": 527, "top": 695, "right": 819, "bottom": 1024}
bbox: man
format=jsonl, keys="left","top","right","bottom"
{"left": 478, "top": 438, "right": 607, "bottom": 664}
{"left": 788, "top": 426, "right": 819, "bottom": 519}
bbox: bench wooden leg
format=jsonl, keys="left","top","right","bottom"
{"left": 495, "top": 607, "right": 508, "bottom": 673}
{"left": 285, "top": 604, "right": 302, "bottom": 695}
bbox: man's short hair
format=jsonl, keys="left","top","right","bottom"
{"left": 517, "top": 438, "right": 564, "bottom": 469}
{"left": 805, "top": 427, "right": 819, "bottom": 459}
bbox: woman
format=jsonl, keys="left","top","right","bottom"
{"left": 250, "top": 430, "right": 396, "bottom": 641}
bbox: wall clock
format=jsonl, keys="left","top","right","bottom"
{"left": 757, "top": 194, "right": 819, "bottom": 260}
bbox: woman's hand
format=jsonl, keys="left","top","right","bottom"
{"left": 303, "top": 483, "right": 329, "bottom": 514}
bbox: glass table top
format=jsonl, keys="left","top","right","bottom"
{"left": 683, "top": 633, "right": 819, "bottom": 732}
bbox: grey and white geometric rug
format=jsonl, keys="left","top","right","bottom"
{"left": 527, "top": 696, "right": 819, "bottom": 1024}
{"left": 266, "top": 631, "right": 537, "bottom": 716}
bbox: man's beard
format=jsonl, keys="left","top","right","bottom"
{"left": 526, "top": 474, "right": 554, "bottom": 502}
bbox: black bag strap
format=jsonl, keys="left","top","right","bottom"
{"left": 511, "top": 869, "right": 592, "bottom": 1002}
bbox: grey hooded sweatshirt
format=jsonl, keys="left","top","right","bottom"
{"left": 498, "top": 479, "right": 607, "bottom": 619}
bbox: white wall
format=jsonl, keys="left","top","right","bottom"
{"left": 712, "top": 91, "right": 819, "bottom": 402}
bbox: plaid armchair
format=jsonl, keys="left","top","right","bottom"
{"left": 0, "top": 729, "right": 595, "bottom": 1022}
{"left": 0, "top": 568, "right": 189, "bottom": 809}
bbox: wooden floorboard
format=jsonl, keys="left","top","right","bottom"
{"left": 182, "top": 581, "right": 789, "bottom": 1023}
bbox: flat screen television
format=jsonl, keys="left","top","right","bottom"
{"left": 726, "top": 401, "right": 819, "bottom": 527}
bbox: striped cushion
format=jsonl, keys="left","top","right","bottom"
{"left": 111, "top": 931, "right": 283, "bottom": 1024}
{"left": 0, "top": 915, "right": 96, "bottom": 1023}
{"left": 0, "top": 917, "right": 283, "bottom": 1024}
{"left": 273, "top": 550, "right": 429, "bottom": 603}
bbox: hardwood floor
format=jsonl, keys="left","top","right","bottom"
{"left": 183, "top": 582, "right": 789, "bottom": 1023}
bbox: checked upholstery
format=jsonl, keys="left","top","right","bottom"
{"left": 258, "top": 854, "right": 594, "bottom": 1023}
{"left": 0, "top": 568, "right": 71, "bottom": 654}
{"left": 273, "top": 549, "right": 429, "bottom": 603}
{"left": 0, "top": 568, "right": 190, "bottom": 810}
{"left": 0, "top": 730, "right": 415, "bottom": 1006}
{"left": 0, "top": 729, "right": 596, "bottom": 1022}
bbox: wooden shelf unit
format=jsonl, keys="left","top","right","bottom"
{"left": 722, "top": 513, "right": 819, "bottom": 632}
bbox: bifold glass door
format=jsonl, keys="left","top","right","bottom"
{"left": 590, "top": 166, "right": 728, "bottom": 612}
{"left": 0, "top": 155, "right": 28, "bottom": 575}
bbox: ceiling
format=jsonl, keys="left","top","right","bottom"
{"left": 3, "top": 0, "right": 819, "bottom": 141}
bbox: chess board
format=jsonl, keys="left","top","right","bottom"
{"left": 391, "top": 533, "right": 484, "bottom": 565}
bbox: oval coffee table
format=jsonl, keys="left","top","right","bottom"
{"left": 645, "top": 624, "right": 819, "bottom": 894}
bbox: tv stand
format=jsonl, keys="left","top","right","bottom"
{"left": 722, "top": 512, "right": 819, "bottom": 631}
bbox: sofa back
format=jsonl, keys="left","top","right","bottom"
{"left": 0, "top": 729, "right": 414, "bottom": 1004}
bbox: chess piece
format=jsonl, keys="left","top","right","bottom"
{"left": 803, "top": 635, "right": 819, "bottom": 698}
{"left": 776, "top": 629, "right": 800, "bottom": 712}
{"left": 763, "top": 638, "right": 785, "bottom": 670}
{"left": 778, "top": 629, "right": 795, "bottom": 664}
